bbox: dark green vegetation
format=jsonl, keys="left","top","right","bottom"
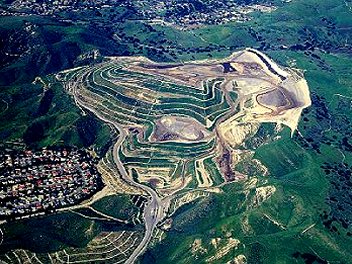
{"left": 0, "top": 212, "right": 102, "bottom": 253}
{"left": 1, "top": 0, "right": 352, "bottom": 263}
{"left": 0, "top": 73, "right": 112, "bottom": 154}
{"left": 92, "top": 195, "right": 141, "bottom": 221}
{"left": 0, "top": 14, "right": 115, "bottom": 151}
{"left": 0, "top": 194, "right": 142, "bottom": 253}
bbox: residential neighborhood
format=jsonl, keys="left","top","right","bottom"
{"left": 0, "top": 147, "right": 103, "bottom": 220}
{"left": 0, "top": 0, "right": 276, "bottom": 28}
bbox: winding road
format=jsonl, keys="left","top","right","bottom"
{"left": 70, "top": 74, "right": 165, "bottom": 264}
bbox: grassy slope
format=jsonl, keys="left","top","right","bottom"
{"left": 0, "top": 15, "right": 119, "bottom": 152}
{"left": 92, "top": 194, "right": 140, "bottom": 221}
{"left": 0, "top": 78, "right": 112, "bottom": 154}
{"left": 0, "top": 194, "right": 141, "bottom": 253}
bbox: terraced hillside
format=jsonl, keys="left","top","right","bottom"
{"left": 55, "top": 48, "right": 310, "bottom": 263}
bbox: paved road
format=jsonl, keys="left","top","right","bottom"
{"left": 70, "top": 77, "right": 164, "bottom": 264}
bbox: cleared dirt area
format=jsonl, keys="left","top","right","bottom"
{"left": 125, "top": 48, "right": 310, "bottom": 136}
{"left": 70, "top": 48, "right": 311, "bottom": 193}
{"left": 151, "top": 116, "right": 212, "bottom": 143}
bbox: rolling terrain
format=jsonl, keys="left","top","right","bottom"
{"left": 0, "top": 0, "right": 352, "bottom": 263}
